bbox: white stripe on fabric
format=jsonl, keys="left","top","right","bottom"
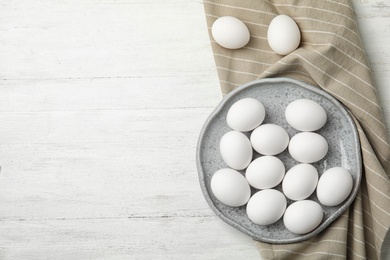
{"left": 347, "top": 217, "right": 363, "bottom": 229}
{"left": 251, "top": 35, "right": 268, "bottom": 40}
{"left": 361, "top": 192, "right": 390, "bottom": 217}
{"left": 205, "top": 14, "right": 269, "bottom": 28}
{"left": 347, "top": 213, "right": 383, "bottom": 245}
{"left": 357, "top": 201, "right": 388, "bottom": 230}
{"left": 313, "top": 50, "right": 375, "bottom": 91}
{"left": 301, "top": 42, "right": 371, "bottom": 70}
{"left": 214, "top": 53, "right": 272, "bottom": 66}
{"left": 263, "top": 70, "right": 312, "bottom": 78}
{"left": 207, "top": 27, "right": 269, "bottom": 40}
{"left": 269, "top": 54, "right": 377, "bottom": 101}
{"left": 347, "top": 247, "right": 367, "bottom": 260}
{"left": 219, "top": 79, "right": 242, "bottom": 87}
{"left": 203, "top": 1, "right": 276, "bottom": 16}
{"left": 329, "top": 89, "right": 385, "bottom": 127}
{"left": 209, "top": 40, "right": 274, "bottom": 54}
{"left": 244, "top": 46, "right": 274, "bottom": 53}
{"left": 290, "top": 51, "right": 378, "bottom": 105}
{"left": 216, "top": 66, "right": 262, "bottom": 77}
{"left": 348, "top": 231, "right": 378, "bottom": 251}
{"left": 263, "top": 0, "right": 357, "bottom": 25}
{"left": 351, "top": 209, "right": 375, "bottom": 232}
{"left": 358, "top": 128, "right": 390, "bottom": 162}
{"left": 259, "top": 248, "right": 346, "bottom": 258}
{"left": 361, "top": 146, "right": 386, "bottom": 162}
{"left": 294, "top": 17, "right": 358, "bottom": 37}
{"left": 348, "top": 238, "right": 376, "bottom": 252}
{"left": 273, "top": 61, "right": 302, "bottom": 66}
{"left": 366, "top": 178, "right": 390, "bottom": 199}
{"left": 301, "top": 30, "right": 364, "bottom": 53}
{"left": 360, "top": 120, "right": 390, "bottom": 146}
{"left": 361, "top": 146, "right": 390, "bottom": 165}
{"left": 348, "top": 234, "right": 366, "bottom": 245}
{"left": 325, "top": 0, "right": 354, "bottom": 10}
{"left": 291, "top": 53, "right": 385, "bottom": 127}
{"left": 303, "top": 239, "right": 347, "bottom": 245}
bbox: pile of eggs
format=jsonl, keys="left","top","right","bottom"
{"left": 211, "top": 98, "right": 354, "bottom": 235}
{"left": 210, "top": 13, "right": 354, "bottom": 235}
{"left": 212, "top": 14, "right": 301, "bottom": 55}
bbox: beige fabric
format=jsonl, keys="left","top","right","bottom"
{"left": 203, "top": 0, "right": 390, "bottom": 259}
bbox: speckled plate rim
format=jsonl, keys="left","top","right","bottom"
{"left": 196, "top": 77, "right": 362, "bottom": 244}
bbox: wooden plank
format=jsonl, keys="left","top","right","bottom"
{"left": 0, "top": 108, "right": 215, "bottom": 219}
{"left": 0, "top": 0, "right": 215, "bottom": 79}
{"left": 0, "top": 218, "right": 260, "bottom": 259}
{"left": 0, "top": 76, "right": 221, "bottom": 111}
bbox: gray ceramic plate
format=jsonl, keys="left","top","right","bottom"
{"left": 196, "top": 77, "right": 362, "bottom": 244}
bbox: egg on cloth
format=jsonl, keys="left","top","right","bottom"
{"left": 250, "top": 124, "right": 289, "bottom": 155}
{"left": 211, "top": 16, "right": 250, "bottom": 49}
{"left": 226, "top": 98, "right": 265, "bottom": 132}
{"left": 267, "top": 15, "right": 301, "bottom": 55}
{"left": 246, "top": 189, "right": 287, "bottom": 225}
{"left": 283, "top": 200, "right": 323, "bottom": 235}
{"left": 220, "top": 131, "right": 253, "bottom": 170}
{"left": 316, "top": 167, "right": 353, "bottom": 206}
{"left": 210, "top": 168, "right": 251, "bottom": 207}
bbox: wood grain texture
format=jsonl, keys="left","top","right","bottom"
{"left": 0, "top": 0, "right": 388, "bottom": 259}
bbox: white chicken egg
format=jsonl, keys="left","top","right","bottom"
{"left": 211, "top": 168, "right": 251, "bottom": 207}
{"left": 288, "top": 132, "right": 328, "bottom": 163}
{"left": 246, "top": 189, "right": 287, "bottom": 225}
{"left": 220, "top": 131, "right": 252, "bottom": 170}
{"left": 282, "top": 164, "right": 318, "bottom": 201}
{"left": 212, "top": 16, "right": 250, "bottom": 49}
{"left": 267, "top": 15, "right": 301, "bottom": 55}
{"left": 226, "top": 98, "right": 265, "bottom": 132}
{"left": 316, "top": 167, "right": 353, "bottom": 206}
{"left": 250, "top": 124, "right": 289, "bottom": 155}
{"left": 285, "top": 99, "right": 327, "bottom": 131}
{"left": 245, "top": 156, "right": 285, "bottom": 189}
{"left": 283, "top": 200, "right": 323, "bottom": 234}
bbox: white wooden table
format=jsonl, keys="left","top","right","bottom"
{"left": 0, "top": 1, "right": 389, "bottom": 259}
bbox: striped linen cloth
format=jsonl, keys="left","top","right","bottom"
{"left": 203, "top": 0, "right": 390, "bottom": 259}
